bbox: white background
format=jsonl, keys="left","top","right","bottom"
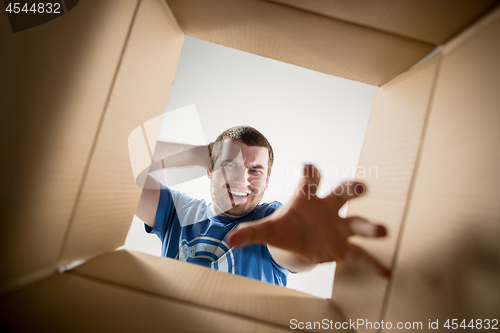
{"left": 124, "top": 36, "right": 378, "bottom": 298}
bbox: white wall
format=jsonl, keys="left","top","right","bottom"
{"left": 124, "top": 36, "right": 378, "bottom": 298}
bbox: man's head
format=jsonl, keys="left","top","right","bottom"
{"left": 208, "top": 126, "right": 274, "bottom": 217}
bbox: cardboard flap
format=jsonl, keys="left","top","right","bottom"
{"left": 0, "top": 0, "right": 140, "bottom": 295}
{"left": 0, "top": 273, "right": 293, "bottom": 333}
{"left": 385, "top": 6, "right": 500, "bottom": 323}
{"left": 71, "top": 249, "right": 351, "bottom": 332}
{"left": 333, "top": 54, "right": 441, "bottom": 332}
{"left": 58, "top": 0, "right": 183, "bottom": 267}
{"left": 265, "top": 0, "right": 500, "bottom": 44}
{"left": 166, "top": 0, "right": 434, "bottom": 86}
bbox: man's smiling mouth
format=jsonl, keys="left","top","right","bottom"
{"left": 229, "top": 190, "right": 249, "bottom": 199}
{"left": 227, "top": 189, "right": 251, "bottom": 207}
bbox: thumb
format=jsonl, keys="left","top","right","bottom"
{"left": 297, "top": 164, "right": 321, "bottom": 198}
{"left": 227, "top": 220, "right": 275, "bottom": 247}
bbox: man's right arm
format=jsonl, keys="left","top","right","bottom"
{"left": 135, "top": 141, "right": 211, "bottom": 228}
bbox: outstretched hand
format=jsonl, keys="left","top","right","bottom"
{"left": 226, "top": 164, "right": 391, "bottom": 277}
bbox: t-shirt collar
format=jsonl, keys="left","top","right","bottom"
{"left": 206, "top": 203, "right": 244, "bottom": 223}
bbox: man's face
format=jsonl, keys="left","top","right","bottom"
{"left": 209, "top": 139, "right": 270, "bottom": 217}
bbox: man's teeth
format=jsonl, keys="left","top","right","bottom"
{"left": 229, "top": 190, "right": 248, "bottom": 197}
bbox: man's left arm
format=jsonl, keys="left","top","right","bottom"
{"left": 227, "top": 164, "right": 390, "bottom": 277}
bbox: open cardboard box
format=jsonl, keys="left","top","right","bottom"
{"left": 1, "top": 0, "right": 499, "bottom": 331}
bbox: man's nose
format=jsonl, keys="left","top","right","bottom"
{"left": 231, "top": 165, "right": 251, "bottom": 186}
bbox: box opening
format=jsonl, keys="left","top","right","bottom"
{"left": 124, "top": 35, "right": 379, "bottom": 299}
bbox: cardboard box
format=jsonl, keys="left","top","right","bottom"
{"left": 1, "top": 0, "right": 499, "bottom": 331}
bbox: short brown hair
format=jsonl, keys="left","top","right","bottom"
{"left": 211, "top": 126, "right": 274, "bottom": 172}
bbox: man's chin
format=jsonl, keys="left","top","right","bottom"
{"left": 210, "top": 188, "right": 264, "bottom": 217}
{"left": 213, "top": 200, "right": 259, "bottom": 218}
{"left": 221, "top": 205, "right": 255, "bottom": 218}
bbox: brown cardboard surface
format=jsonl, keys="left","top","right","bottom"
{"left": 332, "top": 55, "right": 441, "bottom": 332}
{"left": 166, "top": 0, "right": 434, "bottom": 86}
{"left": 0, "top": 273, "right": 294, "bottom": 333}
{"left": 72, "top": 249, "right": 351, "bottom": 332}
{"left": 0, "top": 0, "right": 140, "bottom": 294}
{"left": 2, "top": 0, "right": 500, "bottom": 330}
{"left": 443, "top": 3, "right": 500, "bottom": 55}
{"left": 58, "top": 0, "right": 183, "bottom": 266}
{"left": 384, "top": 7, "right": 500, "bottom": 325}
{"left": 266, "top": 0, "right": 499, "bottom": 45}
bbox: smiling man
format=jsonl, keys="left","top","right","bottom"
{"left": 136, "top": 126, "right": 390, "bottom": 286}
{"left": 209, "top": 136, "right": 271, "bottom": 218}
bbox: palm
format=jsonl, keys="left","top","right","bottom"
{"left": 227, "top": 164, "right": 390, "bottom": 277}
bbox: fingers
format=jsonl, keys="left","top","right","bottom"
{"left": 345, "top": 243, "right": 391, "bottom": 278}
{"left": 344, "top": 216, "right": 387, "bottom": 238}
{"left": 342, "top": 216, "right": 389, "bottom": 277}
{"left": 325, "top": 181, "right": 366, "bottom": 210}
{"left": 226, "top": 219, "right": 276, "bottom": 247}
{"left": 297, "top": 164, "right": 321, "bottom": 198}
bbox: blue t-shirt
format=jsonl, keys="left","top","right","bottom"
{"left": 145, "top": 186, "right": 289, "bottom": 286}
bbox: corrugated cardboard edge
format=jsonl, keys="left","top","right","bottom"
{"left": 0, "top": 272, "right": 294, "bottom": 333}
{"left": 0, "top": 249, "right": 352, "bottom": 332}
{"left": 333, "top": 54, "right": 441, "bottom": 333}
{"left": 384, "top": 5, "right": 500, "bottom": 324}
{"left": 442, "top": 3, "right": 500, "bottom": 55}
{"left": 58, "top": 0, "right": 184, "bottom": 267}
{"left": 0, "top": 0, "right": 141, "bottom": 295}
{"left": 166, "top": 0, "right": 434, "bottom": 86}
{"left": 70, "top": 249, "right": 353, "bottom": 332}
{"left": 268, "top": 0, "right": 500, "bottom": 46}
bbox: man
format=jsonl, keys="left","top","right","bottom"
{"left": 136, "top": 126, "right": 390, "bottom": 286}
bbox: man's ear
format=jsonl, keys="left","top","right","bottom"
{"left": 207, "top": 163, "right": 212, "bottom": 179}
{"left": 207, "top": 156, "right": 213, "bottom": 179}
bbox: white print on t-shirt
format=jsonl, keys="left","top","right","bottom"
{"left": 175, "top": 236, "right": 235, "bottom": 274}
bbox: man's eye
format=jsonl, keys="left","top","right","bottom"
{"left": 250, "top": 168, "right": 261, "bottom": 174}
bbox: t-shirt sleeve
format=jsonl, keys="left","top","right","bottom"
{"left": 262, "top": 201, "right": 290, "bottom": 275}
{"left": 264, "top": 201, "right": 283, "bottom": 217}
{"left": 144, "top": 184, "right": 177, "bottom": 243}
